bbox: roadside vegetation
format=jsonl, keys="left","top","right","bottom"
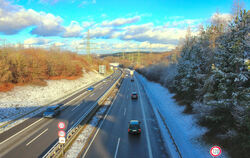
{"left": 0, "top": 47, "right": 110, "bottom": 92}
{"left": 102, "top": 49, "right": 180, "bottom": 69}
{"left": 137, "top": 10, "right": 250, "bottom": 158}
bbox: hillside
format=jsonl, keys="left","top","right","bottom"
{"left": 0, "top": 47, "right": 110, "bottom": 92}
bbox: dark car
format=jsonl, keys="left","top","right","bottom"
{"left": 87, "top": 87, "right": 94, "bottom": 91}
{"left": 131, "top": 78, "right": 134, "bottom": 82}
{"left": 131, "top": 92, "right": 138, "bottom": 99}
{"left": 128, "top": 120, "right": 141, "bottom": 135}
{"left": 43, "top": 106, "right": 60, "bottom": 118}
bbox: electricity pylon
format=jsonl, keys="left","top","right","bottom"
{"left": 81, "top": 29, "right": 96, "bottom": 63}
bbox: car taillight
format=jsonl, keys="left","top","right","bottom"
{"left": 138, "top": 129, "right": 141, "bottom": 132}
{"left": 128, "top": 129, "right": 130, "bottom": 132}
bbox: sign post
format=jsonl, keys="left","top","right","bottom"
{"left": 58, "top": 122, "right": 66, "bottom": 155}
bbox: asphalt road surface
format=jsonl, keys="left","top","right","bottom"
{"left": 81, "top": 72, "right": 169, "bottom": 158}
{"left": 0, "top": 70, "right": 122, "bottom": 158}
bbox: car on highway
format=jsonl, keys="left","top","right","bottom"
{"left": 131, "top": 78, "right": 134, "bottom": 82}
{"left": 87, "top": 87, "right": 94, "bottom": 91}
{"left": 128, "top": 120, "right": 141, "bottom": 135}
{"left": 43, "top": 105, "right": 61, "bottom": 118}
{"left": 131, "top": 92, "right": 138, "bottom": 99}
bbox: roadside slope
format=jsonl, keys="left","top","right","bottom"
{"left": 136, "top": 73, "right": 229, "bottom": 158}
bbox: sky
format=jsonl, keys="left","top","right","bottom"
{"left": 0, "top": 0, "right": 249, "bottom": 54}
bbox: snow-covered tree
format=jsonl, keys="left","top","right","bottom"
{"left": 203, "top": 10, "right": 250, "bottom": 135}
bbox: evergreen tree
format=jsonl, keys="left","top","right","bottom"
{"left": 203, "top": 10, "right": 250, "bottom": 136}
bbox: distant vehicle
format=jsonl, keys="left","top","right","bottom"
{"left": 131, "top": 78, "right": 134, "bottom": 82}
{"left": 87, "top": 87, "right": 94, "bottom": 91}
{"left": 128, "top": 120, "right": 141, "bottom": 135}
{"left": 43, "top": 105, "right": 60, "bottom": 118}
{"left": 131, "top": 92, "right": 138, "bottom": 99}
{"left": 130, "top": 70, "right": 134, "bottom": 76}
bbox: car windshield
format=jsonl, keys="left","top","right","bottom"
{"left": 129, "top": 124, "right": 139, "bottom": 130}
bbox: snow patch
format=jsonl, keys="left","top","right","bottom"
{"left": 0, "top": 71, "right": 104, "bottom": 132}
{"left": 136, "top": 73, "right": 229, "bottom": 158}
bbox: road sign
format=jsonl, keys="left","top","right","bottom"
{"left": 58, "top": 122, "right": 65, "bottom": 129}
{"left": 210, "top": 146, "right": 222, "bottom": 157}
{"left": 58, "top": 130, "right": 66, "bottom": 137}
{"left": 99, "top": 65, "right": 106, "bottom": 74}
{"left": 59, "top": 137, "right": 65, "bottom": 144}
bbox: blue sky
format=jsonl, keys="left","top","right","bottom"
{"left": 0, "top": 0, "right": 248, "bottom": 53}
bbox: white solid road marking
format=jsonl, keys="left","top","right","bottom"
{"left": 89, "top": 93, "right": 95, "bottom": 97}
{"left": 124, "top": 108, "right": 126, "bottom": 116}
{"left": 135, "top": 77, "right": 153, "bottom": 158}
{"left": 71, "top": 103, "right": 81, "bottom": 111}
{"left": 114, "top": 138, "right": 120, "bottom": 158}
{"left": 0, "top": 79, "right": 107, "bottom": 145}
{"left": 26, "top": 128, "right": 48, "bottom": 146}
{"left": 0, "top": 118, "right": 44, "bottom": 145}
{"left": 82, "top": 80, "right": 122, "bottom": 158}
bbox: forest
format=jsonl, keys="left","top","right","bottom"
{"left": 137, "top": 10, "right": 249, "bottom": 158}
{"left": 0, "top": 47, "right": 110, "bottom": 92}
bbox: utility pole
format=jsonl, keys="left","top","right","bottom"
{"left": 137, "top": 49, "right": 141, "bottom": 65}
{"left": 122, "top": 51, "right": 125, "bottom": 59}
{"left": 150, "top": 43, "right": 153, "bottom": 55}
{"left": 86, "top": 29, "right": 91, "bottom": 62}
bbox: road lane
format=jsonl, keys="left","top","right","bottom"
{"left": 0, "top": 70, "right": 122, "bottom": 158}
{"left": 83, "top": 74, "right": 169, "bottom": 158}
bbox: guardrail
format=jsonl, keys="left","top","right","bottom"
{"left": 43, "top": 70, "right": 123, "bottom": 158}
{"left": 0, "top": 72, "right": 113, "bottom": 129}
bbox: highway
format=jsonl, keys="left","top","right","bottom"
{"left": 81, "top": 71, "right": 169, "bottom": 158}
{"left": 0, "top": 70, "right": 122, "bottom": 158}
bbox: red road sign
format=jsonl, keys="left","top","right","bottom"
{"left": 58, "top": 122, "right": 65, "bottom": 129}
{"left": 210, "top": 146, "right": 222, "bottom": 157}
{"left": 58, "top": 130, "right": 66, "bottom": 137}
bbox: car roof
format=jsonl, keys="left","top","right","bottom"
{"left": 47, "top": 106, "right": 57, "bottom": 110}
{"left": 129, "top": 120, "right": 140, "bottom": 124}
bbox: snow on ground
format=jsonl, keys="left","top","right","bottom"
{"left": 136, "top": 73, "right": 228, "bottom": 158}
{"left": 64, "top": 100, "right": 111, "bottom": 158}
{"left": 0, "top": 71, "right": 105, "bottom": 132}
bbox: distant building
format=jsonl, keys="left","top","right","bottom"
{"left": 109, "top": 63, "right": 120, "bottom": 67}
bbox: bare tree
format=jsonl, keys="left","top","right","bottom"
{"left": 231, "top": 0, "right": 245, "bottom": 17}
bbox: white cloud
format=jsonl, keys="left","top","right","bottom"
{"left": 88, "top": 27, "right": 115, "bottom": 38}
{"left": 82, "top": 21, "right": 95, "bottom": 28}
{"left": 210, "top": 13, "right": 232, "bottom": 25}
{"left": 119, "top": 23, "right": 189, "bottom": 45}
{"left": 78, "top": 0, "right": 96, "bottom": 7}
{"left": 0, "top": 0, "right": 64, "bottom": 36}
{"left": 24, "top": 38, "right": 52, "bottom": 45}
{"left": 63, "top": 21, "right": 83, "bottom": 37}
{"left": 101, "top": 16, "right": 140, "bottom": 27}
{"left": 53, "top": 42, "right": 65, "bottom": 46}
